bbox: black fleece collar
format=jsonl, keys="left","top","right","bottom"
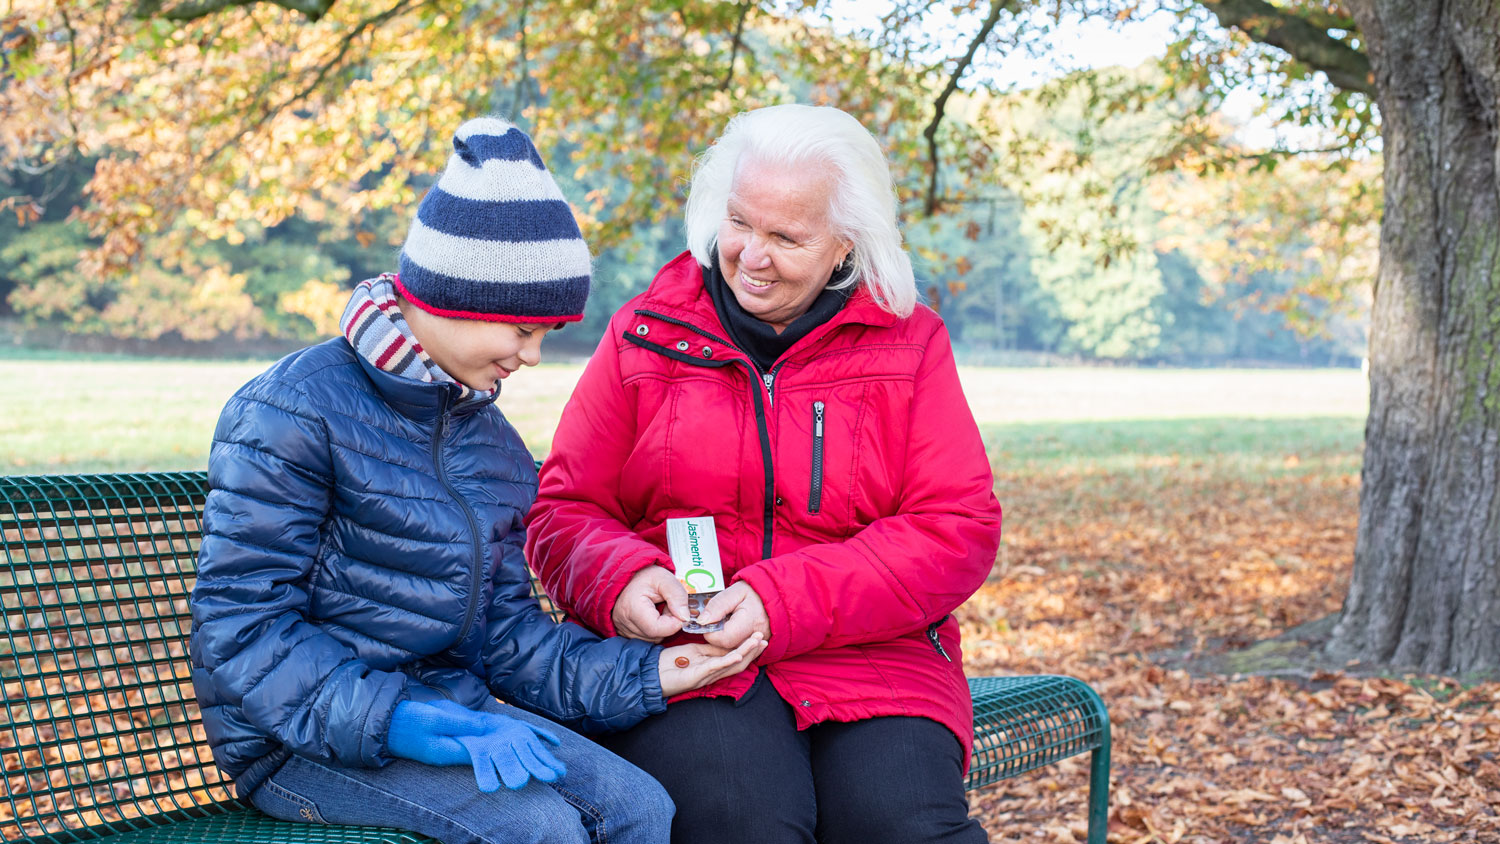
{"left": 702, "top": 257, "right": 852, "bottom": 373}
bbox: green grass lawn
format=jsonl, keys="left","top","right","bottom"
{"left": 0, "top": 357, "right": 270, "bottom": 473}
{"left": 0, "top": 355, "right": 1369, "bottom": 475}
{"left": 985, "top": 416, "right": 1365, "bottom": 524}
{"left": 986, "top": 416, "right": 1365, "bottom": 480}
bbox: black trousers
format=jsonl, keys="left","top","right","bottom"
{"left": 594, "top": 674, "right": 988, "bottom": 844}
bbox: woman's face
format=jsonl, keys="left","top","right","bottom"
{"left": 401, "top": 299, "right": 555, "bottom": 390}
{"left": 716, "top": 157, "right": 852, "bottom": 333}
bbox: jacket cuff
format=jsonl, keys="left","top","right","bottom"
{"left": 638, "top": 643, "right": 667, "bottom": 715}
{"left": 399, "top": 681, "right": 449, "bottom": 705}
{"left": 588, "top": 552, "right": 674, "bottom": 637}
{"left": 362, "top": 672, "right": 410, "bottom": 767}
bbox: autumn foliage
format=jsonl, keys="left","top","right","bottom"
{"left": 2, "top": 1, "right": 1378, "bottom": 357}
{"left": 0, "top": 1, "right": 927, "bottom": 281}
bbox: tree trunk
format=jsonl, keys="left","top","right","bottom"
{"left": 1328, "top": 0, "right": 1500, "bottom": 675}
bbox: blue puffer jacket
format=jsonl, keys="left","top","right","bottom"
{"left": 189, "top": 338, "right": 664, "bottom": 797}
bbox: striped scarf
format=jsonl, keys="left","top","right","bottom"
{"left": 340, "top": 274, "right": 497, "bottom": 407}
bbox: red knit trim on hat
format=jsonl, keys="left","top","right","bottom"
{"left": 391, "top": 273, "right": 584, "bottom": 323}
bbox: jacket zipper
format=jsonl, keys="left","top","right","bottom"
{"left": 431, "top": 397, "right": 485, "bottom": 649}
{"left": 762, "top": 360, "right": 789, "bottom": 407}
{"left": 632, "top": 309, "right": 734, "bottom": 347}
{"left": 636, "top": 308, "right": 786, "bottom": 406}
{"left": 627, "top": 314, "right": 780, "bottom": 559}
{"left": 808, "top": 401, "right": 825, "bottom": 514}
{"left": 926, "top": 615, "right": 952, "bottom": 662}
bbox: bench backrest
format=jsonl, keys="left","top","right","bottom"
{"left": 0, "top": 471, "right": 568, "bottom": 843}
{"left": 1, "top": 473, "right": 229, "bottom": 842}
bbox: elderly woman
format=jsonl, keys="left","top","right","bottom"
{"left": 525, "top": 104, "right": 1001, "bottom": 843}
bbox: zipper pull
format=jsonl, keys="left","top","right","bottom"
{"left": 926, "top": 621, "right": 951, "bottom": 662}
{"left": 434, "top": 393, "right": 453, "bottom": 444}
{"left": 763, "top": 372, "right": 775, "bottom": 404}
{"left": 814, "top": 401, "right": 824, "bottom": 436}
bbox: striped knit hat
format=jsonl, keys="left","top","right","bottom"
{"left": 394, "top": 117, "right": 591, "bottom": 322}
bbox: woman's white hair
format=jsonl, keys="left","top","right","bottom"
{"left": 684, "top": 104, "right": 917, "bottom": 318}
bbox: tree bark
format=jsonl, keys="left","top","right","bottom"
{"left": 1327, "top": 0, "right": 1500, "bottom": 675}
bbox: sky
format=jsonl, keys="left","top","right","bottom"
{"left": 818, "top": 1, "right": 1184, "bottom": 90}
{"left": 815, "top": 2, "right": 1303, "bottom": 151}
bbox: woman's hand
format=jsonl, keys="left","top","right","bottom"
{"left": 658, "top": 634, "right": 767, "bottom": 697}
{"left": 612, "top": 565, "right": 689, "bottom": 642}
{"left": 697, "top": 582, "right": 771, "bottom": 650}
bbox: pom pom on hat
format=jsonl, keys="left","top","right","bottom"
{"left": 396, "top": 117, "right": 590, "bottom": 322}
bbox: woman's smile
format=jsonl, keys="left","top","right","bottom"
{"left": 738, "top": 271, "right": 777, "bottom": 291}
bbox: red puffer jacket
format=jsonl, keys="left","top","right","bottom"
{"left": 526, "top": 251, "right": 1002, "bottom": 763}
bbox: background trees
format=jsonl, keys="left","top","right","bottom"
{"left": 1, "top": 1, "right": 1367, "bottom": 362}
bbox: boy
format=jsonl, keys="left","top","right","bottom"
{"left": 189, "top": 117, "right": 763, "bottom": 844}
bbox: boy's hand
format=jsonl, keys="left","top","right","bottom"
{"left": 658, "top": 634, "right": 766, "bottom": 697}
{"left": 612, "top": 565, "right": 689, "bottom": 642}
{"left": 390, "top": 700, "right": 568, "bottom": 792}
{"left": 385, "top": 700, "right": 491, "bottom": 767}
{"left": 453, "top": 716, "right": 566, "bottom": 792}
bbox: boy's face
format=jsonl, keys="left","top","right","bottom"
{"left": 401, "top": 300, "right": 557, "bottom": 390}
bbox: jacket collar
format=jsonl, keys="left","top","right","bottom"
{"left": 636, "top": 251, "right": 899, "bottom": 344}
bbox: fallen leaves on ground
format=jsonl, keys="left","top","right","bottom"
{"left": 966, "top": 469, "right": 1500, "bottom": 843}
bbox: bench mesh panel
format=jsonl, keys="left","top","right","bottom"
{"left": 967, "top": 674, "right": 1109, "bottom": 791}
{"left": 0, "top": 474, "right": 441, "bottom": 844}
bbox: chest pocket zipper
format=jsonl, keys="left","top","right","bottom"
{"left": 809, "top": 401, "right": 825, "bottom": 514}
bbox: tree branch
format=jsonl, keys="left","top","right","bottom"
{"left": 921, "top": 0, "right": 1010, "bottom": 216}
{"left": 1242, "top": 143, "right": 1357, "bottom": 159}
{"left": 720, "top": 1, "right": 752, "bottom": 91}
{"left": 134, "top": 0, "right": 337, "bottom": 22}
{"left": 512, "top": 0, "right": 530, "bottom": 116}
{"left": 1198, "top": 0, "right": 1374, "bottom": 96}
{"left": 59, "top": 7, "right": 83, "bottom": 143}
{"left": 1289, "top": 8, "right": 1358, "bottom": 32}
{"left": 200, "top": 0, "right": 414, "bottom": 164}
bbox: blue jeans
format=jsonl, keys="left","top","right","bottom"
{"left": 249, "top": 699, "right": 674, "bottom": 844}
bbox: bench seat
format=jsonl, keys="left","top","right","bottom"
{"left": 1, "top": 472, "right": 1109, "bottom": 844}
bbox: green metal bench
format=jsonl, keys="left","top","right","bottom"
{"left": 1, "top": 472, "right": 1110, "bottom": 844}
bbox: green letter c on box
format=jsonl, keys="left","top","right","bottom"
{"left": 683, "top": 568, "right": 719, "bottom": 592}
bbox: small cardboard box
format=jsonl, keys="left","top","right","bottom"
{"left": 665, "top": 516, "right": 725, "bottom": 632}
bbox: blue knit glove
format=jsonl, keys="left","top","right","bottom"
{"left": 386, "top": 700, "right": 567, "bottom": 791}
{"left": 454, "top": 719, "right": 567, "bottom": 792}
{"left": 386, "top": 700, "right": 489, "bottom": 767}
